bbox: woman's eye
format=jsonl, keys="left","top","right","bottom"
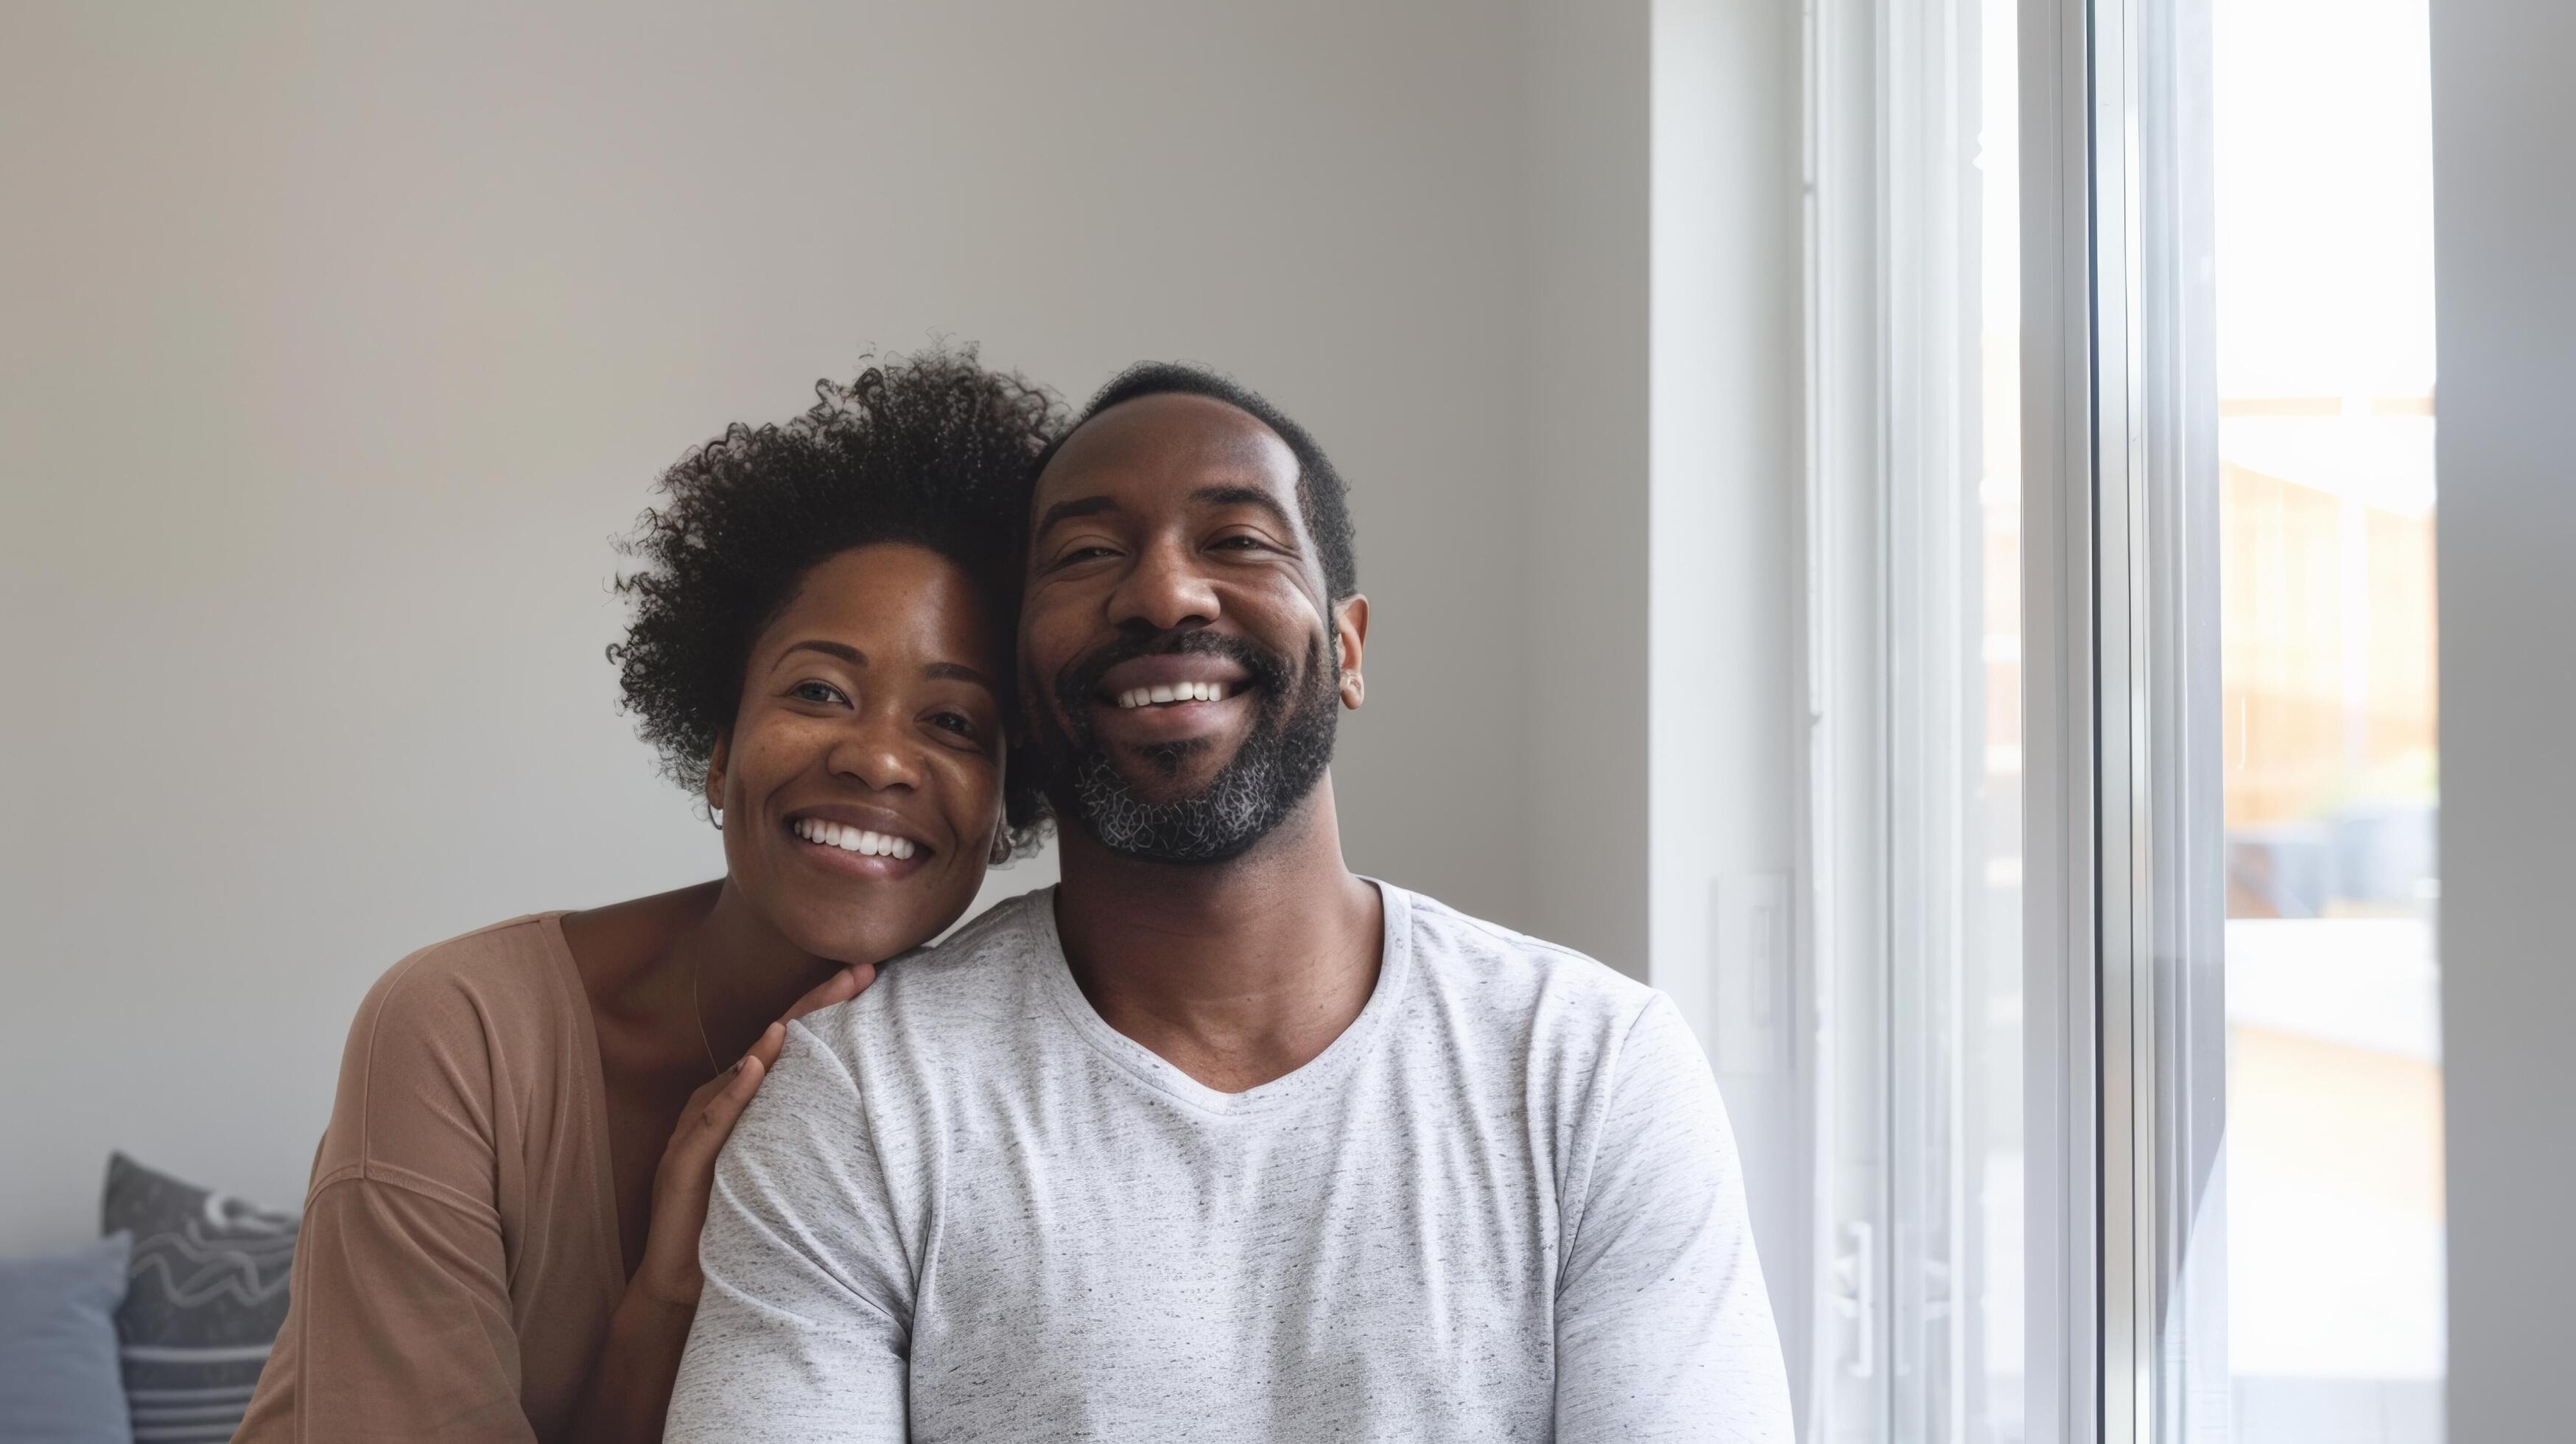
{"left": 930, "top": 712, "right": 980, "bottom": 738}
{"left": 791, "top": 681, "right": 848, "bottom": 706}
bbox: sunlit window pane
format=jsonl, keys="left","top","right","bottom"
{"left": 2214, "top": 0, "right": 2443, "bottom": 1436}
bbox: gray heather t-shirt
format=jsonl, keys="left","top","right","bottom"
{"left": 666, "top": 883, "right": 1791, "bottom": 1443}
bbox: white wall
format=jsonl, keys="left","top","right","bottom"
{"left": 1648, "top": 0, "right": 1810, "bottom": 1408}
{"left": 1521, "top": 0, "right": 1811, "bottom": 1407}
{"left": 2429, "top": 2, "right": 2576, "bottom": 1438}
{"left": 0, "top": 0, "right": 1538, "bottom": 1251}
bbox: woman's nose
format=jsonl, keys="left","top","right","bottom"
{"left": 829, "top": 715, "right": 924, "bottom": 793}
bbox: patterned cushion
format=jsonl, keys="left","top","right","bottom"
{"left": 99, "top": 1154, "right": 298, "bottom": 1443}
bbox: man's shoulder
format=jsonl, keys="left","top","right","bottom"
{"left": 1390, "top": 885, "right": 1663, "bottom": 1040}
{"left": 793, "top": 887, "right": 1053, "bottom": 1055}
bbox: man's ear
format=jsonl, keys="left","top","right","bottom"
{"left": 703, "top": 733, "right": 732, "bottom": 822}
{"left": 1333, "top": 594, "right": 1369, "bottom": 709}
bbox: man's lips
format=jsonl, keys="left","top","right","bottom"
{"left": 1085, "top": 678, "right": 1255, "bottom": 744}
{"left": 1093, "top": 653, "right": 1253, "bottom": 707}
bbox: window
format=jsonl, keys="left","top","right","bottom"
{"left": 1803, "top": 0, "right": 2026, "bottom": 1437}
{"left": 2043, "top": 0, "right": 2443, "bottom": 1440}
{"left": 1810, "top": 1, "right": 2442, "bottom": 1440}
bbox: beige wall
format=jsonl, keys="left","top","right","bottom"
{"left": 0, "top": 0, "right": 1546, "bottom": 1250}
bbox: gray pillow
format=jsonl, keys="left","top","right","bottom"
{"left": 100, "top": 1153, "right": 298, "bottom": 1442}
{"left": 0, "top": 1230, "right": 135, "bottom": 1443}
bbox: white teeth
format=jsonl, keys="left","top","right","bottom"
{"left": 1115, "top": 681, "right": 1229, "bottom": 709}
{"left": 796, "top": 819, "right": 920, "bottom": 861}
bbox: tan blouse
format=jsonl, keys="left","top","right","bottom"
{"left": 237, "top": 914, "right": 622, "bottom": 1443}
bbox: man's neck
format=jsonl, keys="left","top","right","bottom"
{"left": 1051, "top": 777, "right": 1384, "bottom": 1094}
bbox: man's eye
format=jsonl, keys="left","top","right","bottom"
{"left": 1212, "top": 535, "right": 1265, "bottom": 550}
{"left": 791, "top": 681, "right": 848, "bottom": 706}
{"left": 1053, "top": 545, "right": 1117, "bottom": 568}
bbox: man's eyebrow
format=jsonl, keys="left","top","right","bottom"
{"left": 781, "top": 639, "right": 865, "bottom": 667}
{"left": 1034, "top": 494, "right": 1120, "bottom": 537}
{"left": 1192, "top": 485, "right": 1298, "bottom": 533}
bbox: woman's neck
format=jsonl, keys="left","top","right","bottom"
{"left": 661, "top": 880, "right": 840, "bottom": 1065}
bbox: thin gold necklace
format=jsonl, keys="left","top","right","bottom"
{"left": 687, "top": 951, "right": 723, "bottom": 1080}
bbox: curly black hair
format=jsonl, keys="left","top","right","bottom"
{"left": 608, "top": 346, "right": 1063, "bottom": 852}
{"left": 1044, "top": 362, "right": 1359, "bottom": 600}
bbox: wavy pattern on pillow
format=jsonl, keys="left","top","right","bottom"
{"left": 101, "top": 1154, "right": 298, "bottom": 1443}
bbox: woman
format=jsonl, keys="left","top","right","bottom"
{"left": 236, "top": 348, "right": 1059, "bottom": 1443}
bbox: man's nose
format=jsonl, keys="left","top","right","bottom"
{"left": 1108, "top": 536, "right": 1220, "bottom": 633}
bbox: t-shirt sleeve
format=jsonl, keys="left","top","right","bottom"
{"left": 664, "top": 1017, "right": 913, "bottom": 1444}
{"left": 236, "top": 964, "right": 538, "bottom": 1443}
{"left": 1553, "top": 994, "right": 1794, "bottom": 1442}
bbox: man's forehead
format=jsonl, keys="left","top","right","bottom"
{"left": 1034, "top": 392, "right": 1299, "bottom": 513}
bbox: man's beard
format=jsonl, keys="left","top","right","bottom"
{"left": 1026, "top": 628, "right": 1340, "bottom": 865}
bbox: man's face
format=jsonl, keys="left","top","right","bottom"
{"left": 1019, "top": 392, "right": 1365, "bottom": 863}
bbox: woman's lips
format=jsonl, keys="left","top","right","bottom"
{"left": 791, "top": 816, "right": 920, "bottom": 860}
{"left": 785, "top": 814, "right": 933, "bottom": 880}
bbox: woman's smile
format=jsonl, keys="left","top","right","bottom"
{"left": 785, "top": 806, "right": 936, "bottom": 880}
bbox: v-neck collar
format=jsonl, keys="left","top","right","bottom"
{"left": 536, "top": 911, "right": 630, "bottom": 1303}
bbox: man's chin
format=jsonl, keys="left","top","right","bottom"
{"left": 1088, "top": 754, "right": 1235, "bottom": 808}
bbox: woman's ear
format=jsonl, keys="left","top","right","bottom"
{"left": 703, "top": 734, "right": 732, "bottom": 827}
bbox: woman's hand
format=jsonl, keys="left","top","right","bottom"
{"left": 628, "top": 962, "right": 878, "bottom": 1309}
{"left": 569, "top": 963, "right": 880, "bottom": 1444}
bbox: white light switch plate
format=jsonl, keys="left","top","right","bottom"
{"left": 1711, "top": 872, "right": 1791, "bottom": 1073}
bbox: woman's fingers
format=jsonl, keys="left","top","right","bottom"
{"left": 743, "top": 1020, "right": 789, "bottom": 1075}
{"left": 782, "top": 961, "right": 877, "bottom": 1024}
{"left": 661, "top": 1053, "right": 766, "bottom": 1180}
{"left": 634, "top": 1051, "right": 768, "bottom": 1309}
{"left": 691, "top": 1051, "right": 767, "bottom": 1140}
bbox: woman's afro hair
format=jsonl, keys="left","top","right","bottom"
{"left": 608, "top": 345, "right": 1064, "bottom": 852}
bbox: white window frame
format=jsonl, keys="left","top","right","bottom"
{"left": 2024, "top": 0, "right": 2228, "bottom": 1440}
{"left": 2015, "top": 0, "right": 2105, "bottom": 1436}
{"left": 1820, "top": 0, "right": 2390, "bottom": 1437}
{"left": 1803, "top": 0, "right": 2063, "bottom": 1438}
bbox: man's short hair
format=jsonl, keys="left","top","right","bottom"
{"left": 1042, "top": 362, "right": 1358, "bottom": 602}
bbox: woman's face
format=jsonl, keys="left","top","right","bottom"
{"left": 708, "top": 542, "right": 1008, "bottom": 964}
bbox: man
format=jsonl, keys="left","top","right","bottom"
{"left": 665, "top": 365, "right": 1792, "bottom": 1441}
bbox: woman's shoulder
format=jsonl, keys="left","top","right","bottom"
{"left": 351, "top": 913, "right": 582, "bottom": 1042}
{"left": 315, "top": 914, "right": 589, "bottom": 1182}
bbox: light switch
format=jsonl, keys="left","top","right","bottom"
{"left": 1711, "top": 872, "right": 1791, "bottom": 1073}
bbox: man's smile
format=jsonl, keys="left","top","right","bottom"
{"left": 1075, "top": 650, "right": 1266, "bottom": 746}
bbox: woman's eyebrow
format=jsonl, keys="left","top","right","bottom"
{"left": 924, "top": 660, "right": 998, "bottom": 695}
{"left": 780, "top": 639, "right": 866, "bottom": 667}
